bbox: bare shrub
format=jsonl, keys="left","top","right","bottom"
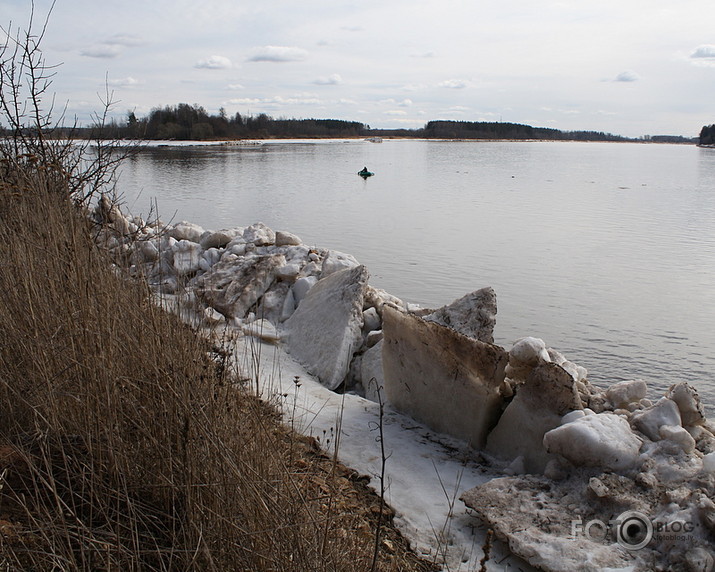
{"left": 0, "top": 7, "right": 434, "bottom": 571}
{"left": 0, "top": 2, "right": 125, "bottom": 205}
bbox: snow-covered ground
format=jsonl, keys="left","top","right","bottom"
{"left": 232, "top": 334, "right": 536, "bottom": 572}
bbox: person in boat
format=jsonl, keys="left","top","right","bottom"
{"left": 359, "top": 166, "right": 370, "bottom": 176}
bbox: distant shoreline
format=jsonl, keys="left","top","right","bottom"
{"left": 101, "top": 136, "right": 698, "bottom": 148}
{"left": 15, "top": 108, "right": 696, "bottom": 144}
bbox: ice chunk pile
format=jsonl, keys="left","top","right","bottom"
{"left": 94, "top": 199, "right": 715, "bottom": 572}
{"left": 92, "top": 203, "right": 397, "bottom": 392}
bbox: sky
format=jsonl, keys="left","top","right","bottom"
{"left": 2, "top": 0, "right": 715, "bottom": 137}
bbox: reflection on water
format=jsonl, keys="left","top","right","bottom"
{"left": 117, "top": 140, "right": 715, "bottom": 412}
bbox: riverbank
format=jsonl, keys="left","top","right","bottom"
{"left": 0, "top": 168, "right": 435, "bottom": 570}
{"left": 94, "top": 199, "right": 715, "bottom": 571}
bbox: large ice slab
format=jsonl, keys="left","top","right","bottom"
{"left": 486, "top": 362, "right": 583, "bottom": 473}
{"left": 461, "top": 474, "right": 636, "bottom": 572}
{"left": 360, "top": 339, "right": 385, "bottom": 403}
{"left": 382, "top": 305, "right": 507, "bottom": 448}
{"left": 282, "top": 265, "right": 369, "bottom": 390}
{"left": 423, "top": 286, "right": 497, "bottom": 343}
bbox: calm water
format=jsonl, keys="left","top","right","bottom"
{"left": 117, "top": 140, "right": 715, "bottom": 412}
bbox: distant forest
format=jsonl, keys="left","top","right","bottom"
{"left": 1, "top": 102, "right": 697, "bottom": 143}
{"left": 420, "top": 120, "right": 626, "bottom": 141}
{"left": 699, "top": 124, "right": 715, "bottom": 146}
{"left": 106, "top": 104, "right": 367, "bottom": 140}
{"left": 105, "top": 104, "right": 636, "bottom": 141}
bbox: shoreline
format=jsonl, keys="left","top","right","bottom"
{"left": 101, "top": 136, "right": 698, "bottom": 147}
{"left": 95, "top": 199, "right": 715, "bottom": 571}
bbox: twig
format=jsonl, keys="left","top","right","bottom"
{"left": 370, "top": 379, "right": 388, "bottom": 571}
{"left": 479, "top": 529, "right": 494, "bottom": 572}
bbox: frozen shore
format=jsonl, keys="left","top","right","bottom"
{"left": 94, "top": 198, "right": 715, "bottom": 571}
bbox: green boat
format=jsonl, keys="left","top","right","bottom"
{"left": 358, "top": 167, "right": 374, "bottom": 178}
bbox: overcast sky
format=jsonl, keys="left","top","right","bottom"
{"left": 2, "top": 0, "right": 715, "bottom": 137}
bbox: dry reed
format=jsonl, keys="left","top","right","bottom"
{"left": 0, "top": 162, "right": 434, "bottom": 570}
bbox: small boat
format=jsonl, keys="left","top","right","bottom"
{"left": 358, "top": 167, "right": 374, "bottom": 178}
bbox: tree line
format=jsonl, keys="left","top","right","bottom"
{"left": 111, "top": 108, "right": 631, "bottom": 142}
{"left": 109, "top": 107, "right": 657, "bottom": 142}
{"left": 107, "top": 104, "right": 369, "bottom": 140}
{"left": 419, "top": 120, "right": 628, "bottom": 141}
{"left": 699, "top": 125, "right": 715, "bottom": 146}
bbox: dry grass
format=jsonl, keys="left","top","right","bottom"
{"left": 0, "top": 162, "right": 435, "bottom": 571}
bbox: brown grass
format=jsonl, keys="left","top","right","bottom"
{"left": 0, "top": 162, "right": 435, "bottom": 571}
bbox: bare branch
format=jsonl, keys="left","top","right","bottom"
{"left": 0, "top": 1, "right": 132, "bottom": 204}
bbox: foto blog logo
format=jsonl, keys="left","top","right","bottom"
{"left": 571, "top": 510, "right": 697, "bottom": 551}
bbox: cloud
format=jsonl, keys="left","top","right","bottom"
{"left": 691, "top": 45, "right": 715, "bottom": 59}
{"left": 106, "top": 34, "right": 147, "bottom": 47}
{"left": 108, "top": 76, "right": 142, "bottom": 88}
{"left": 440, "top": 106, "right": 469, "bottom": 116}
{"left": 690, "top": 45, "right": 715, "bottom": 67}
{"left": 411, "top": 51, "right": 435, "bottom": 59}
{"left": 384, "top": 110, "right": 407, "bottom": 116}
{"left": 80, "top": 44, "right": 123, "bottom": 58}
{"left": 227, "top": 94, "right": 322, "bottom": 107}
{"left": 227, "top": 98, "right": 264, "bottom": 105}
{"left": 314, "top": 73, "right": 342, "bottom": 85}
{"left": 380, "top": 98, "right": 413, "bottom": 107}
{"left": 227, "top": 83, "right": 245, "bottom": 90}
{"left": 80, "top": 33, "right": 146, "bottom": 59}
{"left": 195, "top": 55, "right": 233, "bottom": 69}
{"left": 438, "top": 79, "right": 469, "bottom": 89}
{"left": 247, "top": 46, "right": 308, "bottom": 63}
{"left": 385, "top": 118, "right": 425, "bottom": 126}
{"left": 402, "top": 83, "right": 428, "bottom": 92}
{"left": 614, "top": 70, "right": 639, "bottom": 82}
